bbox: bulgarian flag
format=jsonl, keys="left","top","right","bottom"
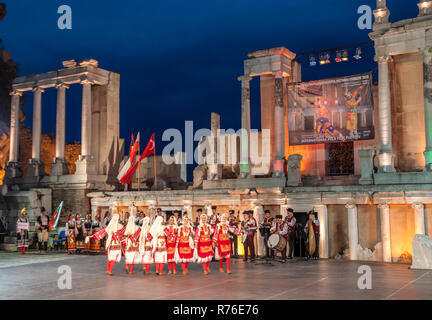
{"left": 117, "top": 132, "right": 140, "bottom": 183}
{"left": 49, "top": 201, "right": 63, "bottom": 231}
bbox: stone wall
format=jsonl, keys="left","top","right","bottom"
{"left": 389, "top": 204, "right": 416, "bottom": 261}
{"left": 52, "top": 188, "right": 95, "bottom": 225}
{"left": 327, "top": 204, "right": 349, "bottom": 258}
{"left": 357, "top": 205, "right": 381, "bottom": 254}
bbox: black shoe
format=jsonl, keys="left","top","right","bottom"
{"left": 287, "top": 256, "right": 292, "bottom": 260}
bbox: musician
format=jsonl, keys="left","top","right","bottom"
{"left": 241, "top": 211, "right": 257, "bottom": 262}
{"left": 83, "top": 213, "right": 92, "bottom": 253}
{"left": 260, "top": 210, "right": 273, "bottom": 258}
{"left": 173, "top": 211, "right": 183, "bottom": 226}
{"left": 208, "top": 206, "right": 220, "bottom": 229}
{"left": 135, "top": 212, "right": 144, "bottom": 227}
{"left": 228, "top": 210, "right": 239, "bottom": 257}
{"left": 270, "top": 215, "right": 288, "bottom": 261}
{"left": 35, "top": 207, "right": 50, "bottom": 253}
{"left": 153, "top": 208, "right": 165, "bottom": 224}
{"left": 284, "top": 208, "right": 296, "bottom": 259}
{"left": 102, "top": 211, "right": 110, "bottom": 228}
{"left": 304, "top": 212, "right": 320, "bottom": 260}
{"left": 66, "top": 213, "right": 77, "bottom": 254}
{"left": 91, "top": 213, "right": 103, "bottom": 253}
{"left": 16, "top": 208, "right": 30, "bottom": 254}
{"left": 75, "top": 213, "right": 85, "bottom": 252}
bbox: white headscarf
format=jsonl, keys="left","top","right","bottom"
{"left": 124, "top": 212, "right": 138, "bottom": 236}
{"left": 150, "top": 216, "right": 164, "bottom": 238}
{"left": 139, "top": 216, "right": 151, "bottom": 254}
{"left": 199, "top": 213, "right": 208, "bottom": 226}
{"left": 105, "top": 214, "right": 120, "bottom": 250}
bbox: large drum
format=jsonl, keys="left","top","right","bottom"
{"left": 267, "top": 234, "right": 287, "bottom": 252}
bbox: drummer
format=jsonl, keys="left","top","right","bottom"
{"left": 270, "top": 215, "right": 288, "bottom": 262}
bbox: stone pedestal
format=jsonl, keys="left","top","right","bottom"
{"left": 51, "top": 158, "right": 69, "bottom": 176}
{"left": 287, "top": 154, "right": 302, "bottom": 186}
{"left": 411, "top": 234, "right": 432, "bottom": 270}
{"left": 4, "top": 161, "right": 22, "bottom": 182}
{"left": 74, "top": 156, "right": 97, "bottom": 176}
{"left": 359, "top": 149, "right": 375, "bottom": 184}
{"left": 27, "top": 159, "right": 45, "bottom": 177}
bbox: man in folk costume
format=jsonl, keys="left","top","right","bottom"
{"left": 65, "top": 213, "right": 77, "bottom": 254}
{"left": 138, "top": 216, "right": 154, "bottom": 275}
{"left": 123, "top": 213, "right": 142, "bottom": 274}
{"left": 16, "top": 208, "right": 30, "bottom": 254}
{"left": 228, "top": 210, "right": 239, "bottom": 257}
{"left": 35, "top": 207, "right": 50, "bottom": 253}
{"left": 150, "top": 216, "right": 168, "bottom": 275}
{"left": 284, "top": 208, "right": 296, "bottom": 259}
{"left": 83, "top": 213, "right": 92, "bottom": 253}
{"left": 261, "top": 210, "right": 274, "bottom": 258}
{"left": 208, "top": 206, "right": 220, "bottom": 229}
{"left": 176, "top": 215, "right": 195, "bottom": 275}
{"left": 165, "top": 215, "right": 179, "bottom": 274}
{"left": 241, "top": 211, "right": 257, "bottom": 262}
{"left": 102, "top": 211, "right": 110, "bottom": 228}
{"left": 304, "top": 211, "right": 320, "bottom": 260}
{"left": 87, "top": 213, "right": 125, "bottom": 275}
{"left": 213, "top": 214, "right": 236, "bottom": 274}
{"left": 270, "top": 215, "right": 288, "bottom": 262}
{"left": 194, "top": 214, "right": 214, "bottom": 275}
{"left": 75, "top": 213, "right": 85, "bottom": 252}
{"left": 90, "top": 213, "right": 102, "bottom": 253}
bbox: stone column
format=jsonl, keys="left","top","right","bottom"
{"left": 272, "top": 72, "right": 286, "bottom": 178}
{"left": 81, "top": 79, "right": 92, "bottom": 158}
{"left": 412, "top": 202, "right": 426, "bottom": 235}
{"left": 314, "top": 205, "right": 329, "bottom": 258}
{"left": 345, "top": 203, "right": 359, "bottom": 260}
{"left": 31, "top": 86, "right": 44, "bottom": 161}
{"left": 421, "top": 48, "right": 432, "bottom": 171}
{"left": 376, "top": 55, "right": 394, "bottom": 172}
{"left": 417, "top": 0, "right": 432, "bottom": 16}
{"left": 8, "top": 90, "right": 22, "bottom": 163}
{"left": 253, "top": 204, "right": 265, "bottom": 257}
{"left": 51, "top": 83, "right": 69, "bottom": 176}
{"left": 378, "top": 203, "right": 392, "bottom": 262}
{"left": 238, "top": 75, "right": 252, "bottom": 178}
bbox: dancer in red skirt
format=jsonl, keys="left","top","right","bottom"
{"left": 194, "top": 214, "right": 214, "bottom": 275}
{"left": 176, "top": 216, "right": 195, "bottom": 275}
{"left": 213, "top": 214, "right": 237, "bottom": 273}
{"left": 164, "top": 215, "right": 178, "bottom": 274}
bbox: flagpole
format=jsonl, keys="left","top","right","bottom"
{"left": 154, "top": 136, "right": 157, "bottom": 190}
{"left": 138, "top": 132, "right": 141, "bottom": 191}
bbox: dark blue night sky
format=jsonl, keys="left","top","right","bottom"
{"left": 1, "top": 0, "right": 420, "bottom": 158}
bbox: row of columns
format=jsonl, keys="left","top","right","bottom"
{"left": 7, "top": 78, "right": 94, "bottom": 177}
{"left": 376, "top": 47, "right": 432, "bottom": 172}
{"left": 238, "top": 72, "right": 286, "bottom": 178}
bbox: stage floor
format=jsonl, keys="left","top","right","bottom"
{"left": 0, "top": 252, "right": 431, "bottom": 300}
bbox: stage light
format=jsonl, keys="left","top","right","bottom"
{"left": 342, "top": 49, "right": 349, "bottom": 61}
{"left": 335, "top": 51, "right": 342, "bottom": 63}
{"left": 319, "top": 52, "right": 330, "bottom": 65}
{"left": 309, "top": 55, "right": 317, "bottom": 66}
{"left": 354, "top": 47, "right": 362, "bottom": 60}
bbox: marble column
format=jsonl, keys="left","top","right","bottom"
{"left": 314, "top": 205, "right": 329, "bottom": 259}
{"left": 345, "top": 203, "right": 359, "bottom": 260}
{"left": 421, "top": 47, "right": 432, "bottom": 171}
{"left": 51, "top": 83, "right": 69, "bottom": 176}
{"left": 31, "top": 86, "right": 44, "bottom": 161}
{"left": 412, "top": 202, "right": 426, "bottom": 235}
{"left": 272, "top": 72, "right": 286, "bottom": 178}
{"left": 378, "top": 203, "right": 392, "bottom": 262}
{"left": 8, "top": 90, "right": 22, "bottom": 163}
{"left": 238, "top": 75, "right": 252, "bottom": 178}
{"left": 81, "top": 79, "right": 92, "bottom": 158}
{"left": 376, "top": 55, "right": 395, "bottom": 172}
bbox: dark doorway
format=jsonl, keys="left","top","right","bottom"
{"left": 326, "top": 141, "right": 354, "bottom": 176}
{"left": 293, "top": 212, "right": 307, "bottom": 257}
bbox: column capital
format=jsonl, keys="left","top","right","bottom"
{"left": 80, "top": 77, "right": 94, "bottom": 85}
{"left": 377, "top": 202, "right": 389, "bottom": 209}
{"left": 412, "top": 202, "right": 424, "bottom": 210}
{"left": 345, "top": 202, "right": 356, "bottom": 209}
{"left": 272, "top": 71, "right": 284, "bottom": 79}
{"left": 10, "top": 89, "right": 23, "bottom": 96}
{"left": 375, "top": 55, "right": 393, "bottom": 64}
{"left": 32, "top": 86, "right": 44, "bottom": 93}
{"left": 238, "top": 75, "right": 252, "bottom": 82}
{"left": 55, "top": 82, "right": 70, "bottom": 89}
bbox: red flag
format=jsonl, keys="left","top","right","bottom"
{"left": 130, "top": 132, "right": 140, "bottom": 165}
{"left": 120, "top": 133, "right": 155, "bottom": 185}
{"left": 129, "top": 134, "right": 134, "bottom": 158}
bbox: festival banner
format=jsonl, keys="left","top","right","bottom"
{"left": 287, "top": 72, "right": 374, "bottom": 145}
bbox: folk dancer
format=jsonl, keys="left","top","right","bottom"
{"left": 213, "top": 214, "right": 237, "bottom": 273}
{"left": 90, "top": 213, "right": 102, "bottom": 253}
{"left": 150, "top": 216, "right": 168, "bottom": 275}
{"left": 16, "top": 208, "right": 30, "bottom": 254}
{"left": 65, "top": 213, "right": 77, "bottom": 254}
{"left": 304, "top": 211, "right": 320, "bottom": 260}
{"left": 270, "top": 215, "right": 288, "bottom": 261}
{"left": 123, "top": 213, "right": 142, "bottom": 274}
{"left": 241, "top": 211, "right": 257, "bottom": 262}
{"left": 75, "top": 213, "right": 85, "bottom": 252}
{"left": 138, "top": 217, "right": 153, "bottom": 275}
{"left": 228, "top": 210, "right": 239, "bottom": 257}
{"left": 87, "top": 213, "right": 125, "bottom": 275}
{"left": 165, "top": 215, "right": 179, "bottom": 274}
{"left": 260, "top": 210, "right": 274, "bottom": 258}
{"left": 285, "top": 208, "right": 296, "bottom": 259}
{"left": 176, "top": 216, "right": 195, "bottom": 275}
{"left": 194, "top": 214, "right": 214, "bottom": 275}
{"left": 83, "top": 213, "right": 93, "bottom": 253}
{"left": 101, "top": 211, "right": 110, "bottom": 248}
{"left": 35, "top": 207, "right": 50, "bottom": 253}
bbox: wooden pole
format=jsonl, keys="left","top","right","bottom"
{"left": 137, "top": 132, "right": 141, "bottom": 191}
{"left": 154, "top": 138, "right": 157, "bottom": 190}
